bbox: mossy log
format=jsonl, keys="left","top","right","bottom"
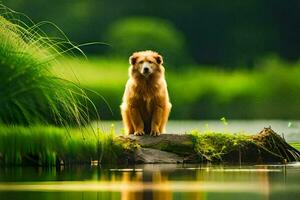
{"left": 118, "top": 128, "right": 300, "bottom": 164}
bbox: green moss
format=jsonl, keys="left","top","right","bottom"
{"left": 190, "top": 130, "right": 253, "bottom": 162}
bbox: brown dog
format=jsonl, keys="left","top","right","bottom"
{"left": 120, "top": 50, "right": 172, "bottom": 136}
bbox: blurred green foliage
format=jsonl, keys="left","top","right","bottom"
{"left": 54, "top": 56, "right": 300, "bottom": 120}
{"left": 2, "top": 0, "right": 300, "bottom": 67}
{"left": 1, "top": 1, "right": 300, "bottom": 120}
{"left": 105, "top": 17, "right": 189, "bottom": 66}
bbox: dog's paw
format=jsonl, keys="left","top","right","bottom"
{"left": 150, "top": 129, "right": 161, "bottom": 137}
{"left": 134, "top": 130, "right": 145, "bottom": 136}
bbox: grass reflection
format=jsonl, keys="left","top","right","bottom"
{"left": 0, "top": 164, "right": 299, "bottom": 200}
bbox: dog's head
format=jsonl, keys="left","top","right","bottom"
{"left": 129, "top": 50, "right": 164, "bottom": 78}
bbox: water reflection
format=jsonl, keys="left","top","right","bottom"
{"left": 0, "top": 164, "right": 299, "bottom": 200}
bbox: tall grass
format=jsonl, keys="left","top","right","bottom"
{"left": 290, "top": 143, "right": 300, "bottom": 151}
{"left": 0, "top": 125, "right": 122, "bottom": 166}
{"left": 0, "top": 5, "right": 95, "bottom": 125}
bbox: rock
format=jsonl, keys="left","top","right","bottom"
{"left": 135, "top": 148, "right": 184, "bottom": 164}
{"left": 118, "top": 128, "right": 300, "bottom": 164}
{"left": 125, "top": 134, "right": 194, "bottom": 156}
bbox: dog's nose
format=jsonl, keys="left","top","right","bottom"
{"left": 143, "top": 67, "right": 149, "bottom": 73}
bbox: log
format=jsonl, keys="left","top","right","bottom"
{"left": 118, "top": 127, "right": 300, "bottom": 164}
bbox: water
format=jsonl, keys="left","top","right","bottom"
{"left": 0, "top": 164, "right": 300, "bottom": 200}
{"left": 1, "top": 120, "right": 299, "bottom": 200}
{"left": 95, "top": 120, "right": 300, "bottom": 142}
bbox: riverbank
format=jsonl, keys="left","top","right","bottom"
{"left": 0, "top": 125, "right": 299, "bottom": 166}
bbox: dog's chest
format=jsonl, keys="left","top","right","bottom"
{"left": 136, "top": 83, "right": 158, "bottom": 98}
{"left": 144, "top": 98, "right": 152, "bottom": 113}
{"left": 136, "top": 85, "right": 158, "bottom": 112}
{"left": 141, "top": 92, "right": 155, "bottom": 113}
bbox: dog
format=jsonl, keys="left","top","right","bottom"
{"left": 120, "top": 50, "right": 171, "bottom": 136}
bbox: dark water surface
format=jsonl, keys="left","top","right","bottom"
{"left": 0, "top": 163, "right": 300, "bottom": 200}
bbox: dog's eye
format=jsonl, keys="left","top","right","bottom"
{"left": 148, "top": 61, "right": 153, "bottom": 64}
{"left": 139, "top": 61, "right": 144, "bottom": 64}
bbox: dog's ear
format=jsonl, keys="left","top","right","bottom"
{"left": 155, "top": 54, "right": 163, "bottom": 65}
{"left": 129, "top": 54, "right": 138, "bottom": 65}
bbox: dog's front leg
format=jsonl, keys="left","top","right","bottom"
{"left": 151, "top": 106, "right": 164, "bottom": 136}
{"left": 130, "top": 107, "right": 145, "bottom": 136}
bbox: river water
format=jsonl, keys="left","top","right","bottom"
{"left": 0, "top": 120, "right": 300, "bottom": 200}
{"left": 0, "top": 164, "right": 300, "bottom": 200}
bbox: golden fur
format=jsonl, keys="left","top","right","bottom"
{"left": 120, "top": 50, "right": 171, "bottom": 136}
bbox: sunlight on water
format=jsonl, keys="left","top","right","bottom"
{"left": 0, "top": 164, "right": 300, "bottom": 200}
{"left": 0, "top": 181, "right": 295, "bottom": 193}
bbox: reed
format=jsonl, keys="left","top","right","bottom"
{"left": 0, "top": 5, "right": 95, "bottom": 125}
{"left": 0, "top": 125, "right": 122, "bottom": 166}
